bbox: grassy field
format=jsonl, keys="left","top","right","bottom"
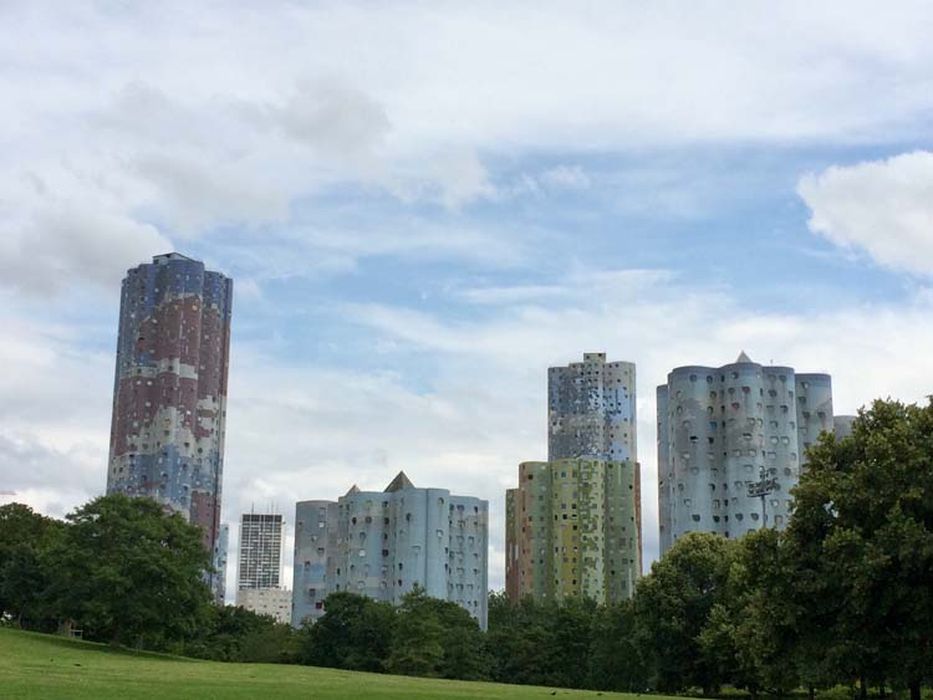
{"left": 0, "top": 627, "right": 664, "bottom": 699}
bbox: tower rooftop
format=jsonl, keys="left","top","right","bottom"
{"left": 153, "top": 252, "right": 199, "bottom": 263}
{"left": 384, "top": 471, "right": 414, "bottom": 492}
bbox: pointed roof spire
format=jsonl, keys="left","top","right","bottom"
{"left": 345, "top": 484, "right": 360, "bottom": 497}
{"left": 384, "top": 471, "right": 414, "bottom": 492}
{"left": 736, "top": 350, "right": 753, "bottom": 364}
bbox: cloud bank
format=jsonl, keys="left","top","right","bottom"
{"left": 799, "top": 151, "right": 933, "bottom": 275}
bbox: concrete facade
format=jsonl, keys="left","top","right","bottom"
{"left": 106, "top": 252, "right": 232, "bottom": 601}
{"left": 506, "top": 458, "right": 641, "bottom": 604}
{"left": 506, "top": 352, "right": 642, "bottom": 604}
{"left": 214, "top": 524, "right": 229, "bottom": 603}
{"left": 291, "top": 472, "right": 489, "bottom": 629}
{"left": 238, "top": 513, "right": 283, "bottom": 590}
{"left": 549, "top": 353, "right": 637, "bottom": 462}
{"left": 235, "top": 588, "right": 291, "bottom": 624}
{"left": 657, "top": 351, "right": 851, "bottom": 554}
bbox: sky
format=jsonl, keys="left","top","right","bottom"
{"left": 3, "top": 1, "right": 933, "bottom": 599}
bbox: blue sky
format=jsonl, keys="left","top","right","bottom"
{"left": 3, "top": 1, "right": 933, "bottom": 596}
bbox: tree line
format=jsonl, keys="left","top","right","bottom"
{"left": 1, "top": 399, "right": 930, "bottom": 697}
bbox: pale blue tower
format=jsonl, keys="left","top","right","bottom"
{"left": 657, "top": 351, "right": 852, "bottom": 554}
{"left": 292, "top": 472, "right": 488, "bottom": 629}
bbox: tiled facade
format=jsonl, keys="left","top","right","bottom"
{"left": 548, "top": 353, "right": 637, "bottom": 462}
{"left": 106, "top": 252, "right": 233, "bottom": 601}
{"left": 292, "top": 472, "right": 489, "bottom": 629}
{"left": 506, "top": 458, "right": 641, "bottom": 603}
{"left": 215, "top": 524, "right": 229, "bottom": 603}
{"left": 656, "top": 351, "right": 854, "bottom": 554}
{"left": 507, "top": 353, "right": 642, "bottom": 604}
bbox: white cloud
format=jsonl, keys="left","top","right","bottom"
{"left": 539, "top": 165, "right": 591, "bottom": 191}
{"left": 5, "top": 2, "right": 933, "bottom": 292}
{"left": 798, "top": 151, "right": 933, "bottom": 274}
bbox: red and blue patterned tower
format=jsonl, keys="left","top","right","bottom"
{"left": 107, "top": 252, "right": 233, "bottom": 601}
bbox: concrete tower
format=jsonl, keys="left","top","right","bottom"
{"left": 292, "top": 472, "right": 489, "bottom": 629}
{"left": 106, "top": 252, "right": 233, "bottom": 600}
{"left": 506, "top": 352, "right": 642, "bottom": 604}
{"left": 506, "top": 458, "right": 641, "bottom": 604}
{"left": 657, "top": 351, "right": 851, "bottom": 554}
{"left": 548, "top": 353, "right": 636, "bottom": 462}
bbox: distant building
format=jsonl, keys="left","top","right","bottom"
{"left": 236, "top": 588, "right": 291, "bottom": 624}
{"left": 106, "top": 252, "right": 233, "bottom": 602}
{"left": 237, "top": 513, "right": 283, "bottom": 590}
{"left": 506, "top": 353, "right": 642, "bottom": 604}
{"left": 292, "top": 472, "right": 489, "bottom": 629}
{"left": 235, "top": 513, "right": 287, "bottom": 619}
{"left": 656, "top": 351, "right": 855, "bottom": 554}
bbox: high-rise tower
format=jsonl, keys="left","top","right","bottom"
{"left": 656, "top": 351, "right": 853, "bottom": 554}
{"left": 506, "top": 352, "right": 642, "bottom": 604}
{"left": 106, "top": 252, "right": 233, "bottom": 601}
{"left": 548, "top": 353, "right": 637, "bottom": 461}
{"left": 237, "top": 513, "right": 283, "bottom": 590}
{"left": 236, "top": 513, "right": 289, "bottom": 622}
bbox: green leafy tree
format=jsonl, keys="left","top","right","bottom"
{"left": 542, "top": 595, "right": 597, "bottom": 688}
{"left": 237, "top": 618, "right": 298, "bottom": 664}
{"left": 485, "top": 592, "right": 557, "bottom": 685}
{"left": 387, "top": 586, "right": 489, "bottom": 680}
{"left": 633, "top": 531, "right": 737, "bottom": 694}
{"left": 386, "top": 605, "right": 445, "bottom": 676}
{"left": 299, "top": 591, "right": 396, "bottom": 671}
{"left": 186, "top": 604, "right": 296, "bottom": 662}
{"left": 44, "top": 494, "right": 212, "bottom": 646}
{"left": 587, "top": 599, "right": 648, "bottom": 692}
{"left": 728, "top": 528, "right": 801, "bottom": 695}
{"left": 0, "top": 503, "right": 63, "bottom": 628}
{"left": 486, "top": 592, "right": 600, "bottom": 689}
{"left": 787, "top": 400, "right": 933, "bottom": 700}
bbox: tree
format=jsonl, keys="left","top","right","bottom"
{"left": 587, "top": 600, "right": 648, "bottom": 692}
{"left": 386, "top": 595, "right": 445, "bottom": 677}
{"left": 44, "top": 494, "right": 212, "bottom": 646}
{"left": 385, "top": 586, "right": 489, "bottom": 680}
{"left": 0, "top": 503, "right": 63, "bottom": 628}
{"left": 728, "top": 528, "right": 802, "bottom": 696}
{"left": 485, "top": 592, "right": 558, "bottom": 686}
{"left": 787, "top": 400, "right": 933, "bottom": 700}
{"left": 299, "top": 591, "right": 396, "bottom": 671}
{"left": 185, "top": 604, "right": 297, "bottom": 662}
{"left": 633, "top": 531, "right": 737, "bottom": 694}
{"left": 542, "top": 595, "right": 597, "bottom": 689}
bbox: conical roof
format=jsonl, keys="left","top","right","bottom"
{"left": 384, "top": 471, "right": 414, "bottom": 492}
{"left": 736, "top": 350, "right": 753, "bottom": 364}
{"left": 345, "top": 484, "right": 360, "bottom": 497}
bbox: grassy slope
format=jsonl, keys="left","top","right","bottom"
{"left": 0, "top": 628, "right": 662, "bottom": 699}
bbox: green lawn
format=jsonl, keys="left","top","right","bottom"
{"left": 0, "top": 627, "right": 663, "bottom": 699}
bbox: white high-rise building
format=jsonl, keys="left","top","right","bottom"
{"left": 236, "top": 513, "right": 286, "bottom": 616}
